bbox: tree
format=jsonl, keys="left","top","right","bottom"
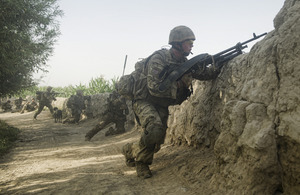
{"left": 0, "top": 0, "right": 63, "bottom": 97}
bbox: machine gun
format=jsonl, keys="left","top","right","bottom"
{"left": 36, "top": 91, "right": 63, "bottom": 95}
{"left": 158, "top": 32, "right": 267, "bottom": 92}
{"left": 36, "top": 91, "right": 64, "bottom": 101}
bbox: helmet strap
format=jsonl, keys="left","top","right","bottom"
{"left": 172, "top": 42, "right": 190, "bottom": 57}
{"left": 172, "top": 43, "right": 182, "bottom": 51}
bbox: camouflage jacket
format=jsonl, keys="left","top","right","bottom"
{"left": 145, "top": 49, "right": 220, "bottom": 106}
{"left": 40, "top": 91, "right": 56, "bottom": 104}
{"left": 107, "top": 92, "right": 128, "bottom": 116}
{"left": 29, "top": 101, "right": 38, "bottom": 109}
{"left": 14, "top": 98, "right": 23, "bottom": 108}
{"left": 1, "top": 102, "right": 12, "bottom": 110}
{"left": 67, "top": 95, "right": 86, "bottom": 110}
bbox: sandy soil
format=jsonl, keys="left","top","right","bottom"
{"left": 0, "top": 110, "right": 215, "bottom": 195}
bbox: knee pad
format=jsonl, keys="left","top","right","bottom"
{"left": 141, "top": 123, "right": 165, "bottom": 149}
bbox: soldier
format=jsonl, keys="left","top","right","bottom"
{"left": 33, "top": 86, "right": 57, "bottom": 119}
{"left": 62, "top": 89, "right": 86, "bottom": 124}
{"left": 85, "top": 91, "right": 129, "bottom": 141}
{"left": 20, "top": 98, "right": 38, "bottom": 114}
{"left": 1, "top": 100, "right": 12, "bottom": 112}
{"left": 14, "top": 97, "right": 24, "bottom": 111}
{"left": 121, "top": 26, "right": 221, "bottom": 179}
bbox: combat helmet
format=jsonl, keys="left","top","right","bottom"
{"left": 47, "top": 86, "right": 53, "bottom": 92}
{"left": 76, "top": 89, "right": 83, "bottom": 96}
{"left": 169, "top": 25, "right": 195, "bottom": 45}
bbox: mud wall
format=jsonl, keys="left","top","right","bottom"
{"left": 167, "top": 0, "right": 300, "bottom": 194}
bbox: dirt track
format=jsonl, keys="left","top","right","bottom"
{"left": 0, "top": 110, "right": 215, "bottom": 195}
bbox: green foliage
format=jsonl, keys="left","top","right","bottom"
{"left": 0, "top": 0, "right": 63, "bottom": 97}
{"left": 0, "top": 120, "right": 20, "bottom": 158}
{"left": 85, "top": 77, "right": 115, "bottom": 95}
{"left": 15, "top": 76, "right": 118, "bottom": 98}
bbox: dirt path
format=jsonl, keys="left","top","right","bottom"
{"left": 0, "top": 111, "right": 215, "bottom": 195}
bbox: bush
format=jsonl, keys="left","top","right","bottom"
{"left": 13, "top": 76, "right": 118, "bottom": 99}
{"left": 0, "top": 120, "right": 20, "bottom": 158}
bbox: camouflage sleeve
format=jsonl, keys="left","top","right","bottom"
{"left": 147, "top": 54, "right": 177, "bottom": 99}
{"left": 50, "top": 94, "right": 55, "bottom": 101}
{"left": 191, "top": 63, "right": 221, "bottom": 80}
{"left": 116, "top": 98, "right": 129, "bottom": 114}
{"left": 43, "top": 92, "right": 54, "bottom": 101}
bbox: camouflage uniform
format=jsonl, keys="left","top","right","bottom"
{"left": 63, "top": 90, "right": 86, "bottom": 124}
{"left": 122, "top": 26, "right": 221, "bottom": 178}
{"left": 20, "top": 98, "right": 38, "bottom": 114}
{"left": 14, "top": 97, "right": 23, "bottom": 111}
{"left": 85, "top": 91, "right": 129, "bottom": 141}
{"left": 1, "top": 100, "right": 12, "bottom": 112}
{"left": 34, "top": 87, "right": 56, "bottom": 119}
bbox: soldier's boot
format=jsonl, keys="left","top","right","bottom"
{"left": 136, "top": 161, "right": 152, "bottom": 179}
{"left": 105, "top": 127, "right": 124, "bottom": 136}
{"left": 121, "top": 143, "right": 136, "bottom": 167}
{"left": 33, "top": 113, "right": 37, "bottom": 120}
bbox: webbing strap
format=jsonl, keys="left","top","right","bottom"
{"left": 158, "top": 53, "right": 208, "bottom": 92}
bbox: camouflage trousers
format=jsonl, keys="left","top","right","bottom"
{"left": 127, "top": 99, "right": 169, "bottom": 165}
{"left": 85, "top": 113, "right": 126, "bottom": 140}
{"left": 63, "top": 108, "right": 82, "bottom": 124}
{"left": 71, "top": 108, "right": 82, "bottom": 123}
{"left": 20, "top": 103, "right": 36, "bottom": 114}
{"left": 34, "top": 102, "right": 54, "bottom": 118}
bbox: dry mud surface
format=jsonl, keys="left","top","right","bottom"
{"left": 0, "top": 111, "right": 215, "bottom": 195}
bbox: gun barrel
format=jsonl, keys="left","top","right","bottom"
{"left": 213, "top": 32, "right": 267, "bottom": 58}
{"left": 241, "top": 32, "right": 267, "bottom": 45}
{"left": 158, "top": 32, "right": 267, "bottom": 92}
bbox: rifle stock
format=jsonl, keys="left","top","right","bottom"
{"left": 158, "top": 32, "right": 267, "bottom": 92}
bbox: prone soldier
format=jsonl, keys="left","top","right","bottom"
{"left": 85, "top": 91, "right": 129, "bottom": 141}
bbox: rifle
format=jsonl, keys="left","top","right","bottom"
{"left": 51, "top": 92, "right": 64, "bottom": 95}
{"left": 36, "top": 91, "right": 63, "bottom": 95}
{"left": 158, "top": 32, "right": 267, "bottom": 92}
{"left": 36, "top": 91, "right": 64, "bottom": 100}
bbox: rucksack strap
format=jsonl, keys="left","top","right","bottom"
{"left": 142, "top": 49, "right": 167, "bottom": 75}
{"left": 158, "top": 53, "right": 208, "bottom": 92}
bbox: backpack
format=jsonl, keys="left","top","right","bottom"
{"left": 116, "top": 51, "right": 162, "bottom": 100}
{"left": 116, "top": 74, "right": 135, "bottom": 100}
